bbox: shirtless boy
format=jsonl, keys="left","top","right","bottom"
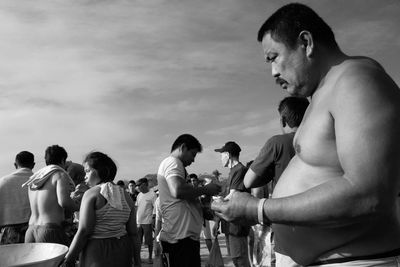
{"left": 24, "top": 145, "right": 78, "bottom": 245}
{"left": 212, "top": 3, "right": 400, "bottom": 266}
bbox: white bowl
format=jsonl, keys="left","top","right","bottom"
{"left": 0, "top": 243, "right": 68, "bottom": 267}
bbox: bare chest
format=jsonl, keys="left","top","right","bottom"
{"left": 294, "top": 99, "right": 341, "bottom": 168}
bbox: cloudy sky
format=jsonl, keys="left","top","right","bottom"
{"left": 0, "top": 0, "right": 399, "bottom": 181}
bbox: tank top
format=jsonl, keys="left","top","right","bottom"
{"left": 91, "top": 185, "right": 131, "bottom": 239}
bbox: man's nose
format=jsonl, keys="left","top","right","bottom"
{"left": 271, "top": 64, "right": 279, "bottom": 78}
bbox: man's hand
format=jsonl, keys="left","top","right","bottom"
{"left": 202, "top": 183, "right": 221, "bottom": 196}
{"left": 211, "top": 191, "right": 259, "bottom": 226}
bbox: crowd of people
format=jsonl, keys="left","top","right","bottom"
{"left": 1, "top": 2, "right": 400, "bottom": 267}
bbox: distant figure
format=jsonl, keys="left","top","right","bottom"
{"left": 128, "top": 180, "right": 139, "bottom": 202}
{"left": 189, "top": 173, "right": 213, "bottom": 252}
{"left": 136, "top": 177, "right": 157, "bottom": 264}
{"left": 214, "top": 141, "right": 251, "bottom": 267}
{"left": 23, "top": 145, "right": 78, "bottom": 245}
{"left": 157, "top": 134, "right": 221, "bottom": 267}
{"left": 117, "top": 180, "right": 125, "bottom": 189}
{"left": 66, "top": 161, "right": 89, "bottom": 241}
{"left": 64, "top": 151, "right": 141, "bottom": 267}
{"left": 0, "top": 151, "right": 35, "bottom": 244}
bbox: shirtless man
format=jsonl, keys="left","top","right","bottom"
{"left": 24, "top": 145, "right": 78, "bottom": 245}
{"left": 212, "top": 3, "right": 400, "bottom": 266}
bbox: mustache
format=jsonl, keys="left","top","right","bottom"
{"left": 275, "top": 77, "right": 287, "bottom": 85}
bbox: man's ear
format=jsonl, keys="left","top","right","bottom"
{"left": 180, "top": 143, "right": 187, "bottom": 152}
{"left": 298, "top": 30, "right": 314, "bottom": 57}
{"left": 281, "top": 117, "right": 286, "bottom": 128}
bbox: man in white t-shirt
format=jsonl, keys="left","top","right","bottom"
{"left": 136, "top": 177, "right": 157, "bottom": 264}
{"left": 157, "top": 134, "right": 221, "bottom": 267}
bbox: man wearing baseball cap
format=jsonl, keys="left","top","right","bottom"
{"left": 214, "top": 141, "right": 251, "bottom": 267}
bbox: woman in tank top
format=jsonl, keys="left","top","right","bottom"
{"left": 62, "top": 151, "right": 141, "bottom": 267}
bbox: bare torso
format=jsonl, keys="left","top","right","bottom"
{"left": 28, "top": 172, "right": 68, "bottom": 225}
{"left": 272, "top": 58, "right": 400, "bottom": 264}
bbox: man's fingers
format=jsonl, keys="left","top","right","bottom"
{"left": 211, "top": 199, "right": 224, "bottom": 212}
{"left": 214, "top": 211, "right": 229, "bottom": 221}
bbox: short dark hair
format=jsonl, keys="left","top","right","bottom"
{"left": 45, "top": 145, "right": 68, "bottom": 165}
{"left": 66, "top": 161, "right": 85, "bottom": 185}
{"left": 128, "top": 180, "right": 136, "bottom": 185}
{"left": 15, "top": 151, "right": 34, "bottom": 168}
{"left": 116, "top": 180, "right": 125, "bottom": 187}
{"left": 137, "top": 177, "right": 148, "bottom": 186}
{"left": 171, "top": 134, "right": 203, "bottom": 153}
{"left": 84, "top": 152, "right": 117, "bottom": 183}
{"left": 189, "top": 173, "right": 198, "bottom": 180}
{"left": 257, "top": 3, "right": 339, "bottom": 50}
{"left": 278, "top": 97, "right": 309, "bottom": 128}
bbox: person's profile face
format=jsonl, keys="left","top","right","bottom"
{"left": 128, "top": 183, "right": 135, "bottom": 193}
{"left": 262, "top": 33, "right": 312, "bottom": 97}
{"left": 83, "top": 162, "right": 100, "bottom": 187}
{"left": 220, "top": 152, "right": 229, "bottom": 167}
{"left": 181, "top": 147, "right": 198, "bottom": 167}
{"left": 190, "top": 178, "right": 199, "bottom": 187}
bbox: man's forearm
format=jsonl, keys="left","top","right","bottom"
{"left": 175, "top": 184, "right": 206, "bottom": 200}
{"left": 263, "top": 178, "right": 378, "bottom": 227}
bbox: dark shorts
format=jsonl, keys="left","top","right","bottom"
{"left": 161, "top": 237, "right": 201, "bottom": 267}
{"left": 80, "top": 235, "right": 132, "bottom": 267}
{"left": 138, "top": 224, "right": 153, "bottom": 246}
{"left": 0, "top": 223, "right": 28, "bottom": 245}
{"left": 24, "top": 223, "right": 69, "bottom": 246}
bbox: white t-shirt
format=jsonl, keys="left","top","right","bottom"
{"left": 136, "top": 190, "right": 156, "bottom": 224}
{"left": 157, "top": 156, "right": 203, "bottom": 243}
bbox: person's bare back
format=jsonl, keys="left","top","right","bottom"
{"left": 28, "top": 171, "right": 77, "bottom": 226}
{"left": 272, "top": 57, "right": 400, "bottom": 264}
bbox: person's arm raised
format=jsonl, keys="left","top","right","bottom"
{"left": 166, "top": 176, "right": 221, "bottom": 200}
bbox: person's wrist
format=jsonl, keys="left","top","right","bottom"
{"left": 258, "top": 198, "right": 267, "bottom": 225}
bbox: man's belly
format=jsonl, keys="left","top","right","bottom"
{"left": 271, "top": 157, "right": 400, "bottom": 265}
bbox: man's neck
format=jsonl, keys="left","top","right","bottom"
{"left": 228, "top": 159, "right": 239, "bottom": 169}
{"left": 313, "top": 49, "right": 348, "bottom": 96}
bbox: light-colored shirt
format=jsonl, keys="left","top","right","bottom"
{"left": 91, "top": 184, "right": 131, "bottom": 239}
{"left": 136, "top": 190, "right": 156, "bottom": 224}
{"left": 157, "top": 156, "right": 203, "bottom": 243}
{"left": 0, "top": 168, "right": 33, "bottom": 226}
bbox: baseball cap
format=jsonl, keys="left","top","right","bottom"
{"left": 214, "top": 141, "right": 241, "bottom": 155}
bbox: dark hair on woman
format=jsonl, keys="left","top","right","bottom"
{"left": 257, "top": 3, "right": 339, "bottom": 50}
{"left": 45, "top": 145, "right": 68, "bottom": 165}
{"left": 84, "top": 152, "right": 117, "bottom": 183}
{"left": 170, "top": 134, "right": 203, "bottom": 153}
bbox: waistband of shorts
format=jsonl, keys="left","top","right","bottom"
{"left": 1, "top": 222, "right": 28, "bottom": 228}
{"left": 28, "top": 223, "right": 62, "bottom": 229}
{"left": 309, "top": 247, "right": 400, "bottom": 266}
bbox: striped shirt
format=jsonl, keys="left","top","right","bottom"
{"left": 91, "top": 186, "right": 131, "bottom": 239}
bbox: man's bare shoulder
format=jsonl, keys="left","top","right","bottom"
{"left": 331, "top": 57, "right": 399, "bottom": 107}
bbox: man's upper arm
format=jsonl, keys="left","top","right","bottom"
{"left": 244, "top": 140, "right": 275, "bottom": 188}
{"left": 333, "top": 65, "right": 400, "bottom": 203}
{"left": 56, "top": 172, "right": 77, "bottom": 211}
{"left": 163, "top": 158, "right": 186, "bottom": 198}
